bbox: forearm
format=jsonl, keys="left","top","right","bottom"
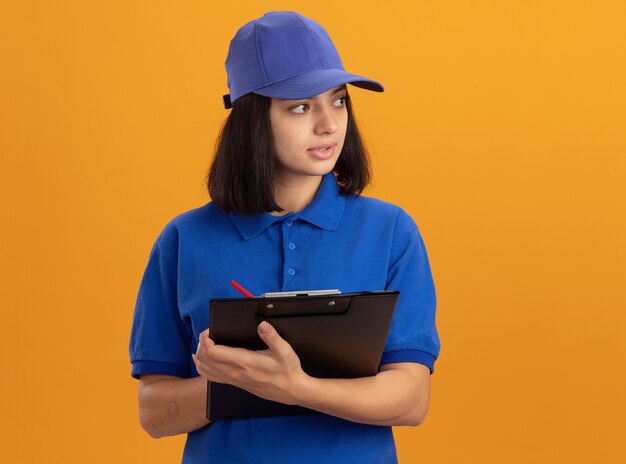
{"left": 193, "top": 325, "right": 431, "bottom": 427}
{"left": 138, "top": 376, "right": 210, "bottom": 438}
{"left": 294, "top": 364, "right": 429, "bottom": 427}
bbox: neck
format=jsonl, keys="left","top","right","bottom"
{"left": 271, "top": 174, "right": 324, "bottom": 216}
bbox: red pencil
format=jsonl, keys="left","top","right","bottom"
{"left": 230, "top": 280, "right": 255, "bottom": 298}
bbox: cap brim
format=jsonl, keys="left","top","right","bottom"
{"left": 252, "top": 68, "right": 384, "bottom": 100}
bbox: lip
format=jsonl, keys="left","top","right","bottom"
{"left": 308, "top": 142, "right": 337, "bottom": 151}
{"left": 307, "top": 143, "right": 337, "bottom": 160}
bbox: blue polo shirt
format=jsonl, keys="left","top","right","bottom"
{"left": 129, "top": 172, "right": 440, "bottom": 464}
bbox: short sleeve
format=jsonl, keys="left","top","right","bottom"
{"left": 128, "top": 226, "right": 193, "bottom": 380}
{"left": 380, "top": 210, "right": 441, "bottom": 374}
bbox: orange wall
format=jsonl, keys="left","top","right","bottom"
{"left": 2, "top": 1, "right": 625, "bottom": 462}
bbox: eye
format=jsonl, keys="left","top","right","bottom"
{"left": 289, "top": 103, "right": 310, "bottom": 114}
{"left": 288, "top": 96, "right": 346, "bottom": 114}
{"left": 334, "top": 96, "right": 347, "bottom": 107}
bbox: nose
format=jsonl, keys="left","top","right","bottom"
{"left": 313, "top": 103, "right": 338, "bottom": 135}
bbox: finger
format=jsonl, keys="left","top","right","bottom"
{"left": 196, "top": 329, "right": 215, "bottom": 356}
{"left": 193, "top": 351, "right": 259, "bottom": 387}
{"left": 197, "top": 328, "right": 210, "bottom": 347}
{"left": 204, "top": 343, "right": 255, "bottom": 365}
{"left": 257, "top": 321, "right": 291, "bottom": 358}
{"left": 195, "top": 338, "right": 255, "bottom": 369}
{"left": 193, "top": 352, "right": 232, "bottom": 377}
{"left": 193, "top": 357, "right": 229, "bottom": 382}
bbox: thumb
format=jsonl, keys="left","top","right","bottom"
{"left": 258, "top": 321, "right": 289, "bottom": 354}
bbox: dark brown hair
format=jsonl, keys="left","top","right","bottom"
{"left": 207, "top": 89, "right": 370, "bottom": 215}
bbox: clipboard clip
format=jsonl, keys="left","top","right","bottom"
{"left": 265, "top": 300, "right": 336, "bottom": 310}
{"left": 257, "top": 297, "right": 350, "bottom": 318}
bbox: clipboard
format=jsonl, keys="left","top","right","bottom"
{"left": 205, "top": 290, "right": 399, "bottom": 421}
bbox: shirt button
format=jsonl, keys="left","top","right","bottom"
{"left": 286, "top": 221, "right": 293, "bottom": 227}
{"left": 288, "top": 243, "right": 296, "bottom": 250}
{"left": 288, "top": 268, "right": 296, "bottom": 276}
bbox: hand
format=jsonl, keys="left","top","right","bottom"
{"left": 192, "top": 321, "right": 308, "bottom": 406}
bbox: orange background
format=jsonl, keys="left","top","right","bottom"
{"left": 2, "top": 1, "right": 625, "bottom": 462}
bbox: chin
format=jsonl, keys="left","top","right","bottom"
{"left": 308, "top": 162, "right": 338, "bottom": 177}
{"left": 276, "top": 157, "right": 340, "bottom": 181}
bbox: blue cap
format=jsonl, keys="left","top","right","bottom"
{"left": 223, "top": 11, "right": 384, "bottom": 109}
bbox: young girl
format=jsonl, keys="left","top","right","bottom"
{"left": 129, "top": 11, "right": 440, "bottom": 463}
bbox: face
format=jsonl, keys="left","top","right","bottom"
{"left": 269, "top": 84, "right": 348, "bottom": 183}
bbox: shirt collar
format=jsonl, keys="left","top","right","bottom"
{"left": 230, "top": 173, "right": 346, "bottom": 240}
